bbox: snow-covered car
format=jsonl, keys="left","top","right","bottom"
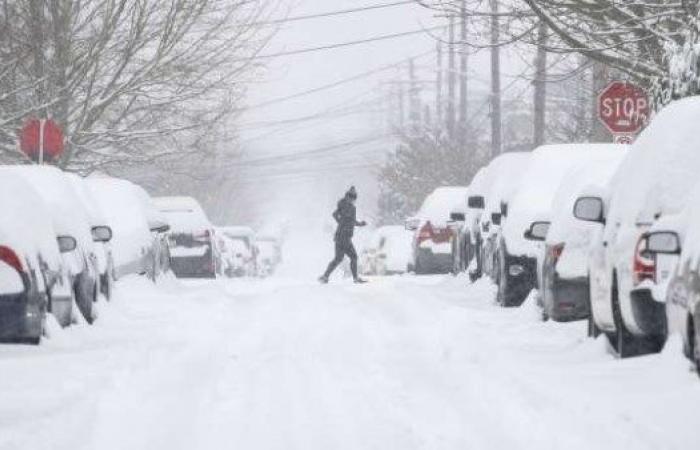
{"left": 87, "top": 177, "right": 159, "bottom": 281}
{"left": 498, "top": 144, "right": 623, "bottom": 308}
{"left": 1, "top": 166, "right": 101, "bottom": 325}
{"left": 131, "top": 184, "right": 171, "bottom": 279}
{"left": 573, "top": 98, "right": 700, "bottom": 357}
{"left": 219, "top": 226, "right": 258, "bottom": 276}
{"left": 407, "top": 186, "right": 469, "bottom": 274}
{"left": 0, "top": 171, "right": 73, "bottom": 343}
{"left": 154, "top": 197, "right": 217, "bottom": 279}
{"left": 362, "top": 226, "right": 413, "bottom": 275}
{"left": 66, "top": 174, "right": 115, "bottom": 300}
{"left": 474, "top": 152, "right": 532, "bottom": 281}
{"left": 540, "top": 149, "right": 625, "bottom": 323}
{"left": 452, "top": 168, "right": 490, "bottom": 274}
{"left": 215, "top": 233, "right": 248, "bottom": 278}
{"left": 639, "top": 184, "right": 700, "bottom": 373}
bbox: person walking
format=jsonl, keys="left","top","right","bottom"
{"left": 319, "top": 186, "right": 368, "bottom": 284}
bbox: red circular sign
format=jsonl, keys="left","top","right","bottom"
{"left": 19, "top": 118, "right": 64, "bottom": 162}
{"left": 597, "top": 81, "right": 649, "bottom": 135}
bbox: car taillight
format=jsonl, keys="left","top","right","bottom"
{"left": 549, "top": 243, "right": 565, "bottom": 265}
{"left": 633, "top": 235, "right": 654, "bottom": 286}
{"left": 0, "top": 245, "right": 23, "bottom": 273}
{"left": 417, "top": 222, "right": 433, "bottom": 244}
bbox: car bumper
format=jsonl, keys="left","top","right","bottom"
{"left": 415, "top": 248, "right": 452, "bottom": 274}
{"left": 629, "top": 287, "right": 667, "bottom": 338}
{"left": 546, "top": 276, "right": 589, "bottom": 322}
{"left": 0, "top": 292, "right": 45, "bottom": 341}
{"left": 170, "top": 256, "right": 216, "bottom": 278}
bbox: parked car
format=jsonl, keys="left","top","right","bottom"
{"left": 407, "top": 186, "right": 469, "bottom": 274}
{"left": 66, "top": 174, "right": 115, "bottom": 300}
{"left": 87, "top": 177, "right": 159, "bottom": 280}
{"left": 219, "top": 226, "right": 258, "bottom": 276}
{"left": 453, "top": 168, "right": 490, "bottom": 274}
{"left": 155, "top": 197, "right": 216, "bottom": 279}
{"left": 362, "top": 226, "right": 413, "bottom": 275}
{"left": 641, "top": 186, "right": 700, "bottom": 373}
{"left": 0, "top": 171, "right": 74, "bottom": 343}
{"left": 256, "top": 235, "right": 282, "bottom": 277}
{"left": 216, "top": 232, "right": 248, "bottom": 278}
{"left": 131, "top": 184, "right": 171, "bottom": 279}
{"left": 540, "top": 150, "right": 625, "bottom": 322}
{"left": 0, "top": 165, "right": 101, "bottom": 325}
{"left": 498, "top": 144, "right": 621, "bottom": 307}
{"left": 573, "top": 98, "right": 700, "bottom": 357}
{"left": 473, "top": 152, "right": 532, "bottom": 281}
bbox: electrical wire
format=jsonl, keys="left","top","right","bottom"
{"left": 232, "top": 25, "right": 446, "bottom": 64}
{"left": 252, "top": 0, "right": 416, "bottom": 26}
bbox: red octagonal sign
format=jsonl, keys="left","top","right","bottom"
{"left": 598, "top": 81, "right": 650, "bottom": 135}
{"left": 598, "top": 81, "right": 649, "bottom": 134}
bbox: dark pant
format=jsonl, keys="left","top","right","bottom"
{"left": 323, "top": 239, "right": 358, "bottom": 279}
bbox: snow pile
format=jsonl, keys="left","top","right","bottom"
{"left": 86, "top": 177, "right": 152, "bottom": 268}
{"left": 547, "top": 152, "right": 627, "bottom": 278}
{"left": 502, "top": 144, "right": 625, "bottom": 257}
{"left": 153, "top": 196, "right": 212, "bottom": 234}
{"left": 417, "top": 186, "right": 469, "bottom": 225}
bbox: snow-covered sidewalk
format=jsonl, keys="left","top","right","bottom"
{"left": 0, "top": 274, "right": 698, "bottom": 450}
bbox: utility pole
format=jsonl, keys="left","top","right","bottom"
{"left": 397, "top": 82, "right": 405, "bottom": 130}
{"left": 590, "top": 60, "right": 611, "bottom": 142}
{"left": 533, "top": 21, "right": 548, "bottom": 148}
{"left": 447, "top": 16, "right": 456, "bottom": 138}
{"left": 489, "top": 0, "right": 502, "bottom": 158}
{"left": 408, "top": 58, "right": 420, "bottom": 133}
{"left": 436, "top": 42, "right": 443, "bottom": 127}
{"left": 458, "top": 0, "right": 468, "bottom": 148}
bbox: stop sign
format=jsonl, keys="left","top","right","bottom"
{"left": 19, "top": 118, "right": 64, "bottom": 162}
{"left": 598, "top": 81, "right": 649, "bottom": 135}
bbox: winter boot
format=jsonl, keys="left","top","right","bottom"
{"left": 318, "top": 275, "right": 329, "bottom": 284}
{"left": 353, "top": 277, "right": 368, "bottom": 284}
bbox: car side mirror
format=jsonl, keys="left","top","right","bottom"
{"left": 645, "top": 231, "right": 681, "bottom": 255}
{"left": 468, "top": 195, "right": 485, "bottom": 209}
{"left": 491, "top": 213, "right": 502, "bottom": 226}
{"left": 449, "top": 212, "right": 466, "bottom": 222}
{"left": 91, "top": 226, "right": 113, "bottom": 243}
{"left": 573, "top": 196, "right": 605, "bottom": 224}
{"left": 57, "top": 236, "right": 77, "bottom": 253}
{"left": 523, "top": 221, "right": 550, "bottom": 241}
{"left": 405, "top": 217, "right": 420, "bottom": 231}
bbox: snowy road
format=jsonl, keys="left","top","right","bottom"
{"left": 1, "top": 274, "right": 698, "bottom": 450}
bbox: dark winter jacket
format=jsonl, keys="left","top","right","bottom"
{"left": 333, "top": 196, "right": 360, "bottom": 242}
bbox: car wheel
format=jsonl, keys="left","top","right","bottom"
{"left": 610, "top": 273, "right": 641, "bottom": 358}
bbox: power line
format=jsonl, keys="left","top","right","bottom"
{"left": 254, "top": 1, "right": 416, "bottom": 26}
{"left": 242, "top": 48, "right": 436, "bottom": 111}
{"left": 233, "top": 25, "right": 446, "bottom": 64}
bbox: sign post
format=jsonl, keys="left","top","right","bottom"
{"left": 597, "top": 81, "right": 650, "bottom": 143}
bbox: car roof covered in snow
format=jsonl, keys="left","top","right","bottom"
{"left": 86, "top": 176, "right": 153, "bottom": 266}
{"left": 153, "top": 196, "right": 211, "bottom": 233}
{"left": 546, "top": 152, "right": 627, "bottom": 247}
{"left": 501, "top": 144, "right": 625, "bottom": 257}
{"left": 0, "top": 170, "right": 63, "bottom": 272}
{"left": 482, "top": 152, "right": 532, "bottom": 215}
{"left": 418, "top": 186, "right": 469, "bottom": 223}
{"left": 65, "top": 173, "right": 109, "bottom": 228}
{"left": 0, "top": 165, "right": 95, "bottom": 251}
{"left": 606, "top": 96, "right": 700, "bottom": 229}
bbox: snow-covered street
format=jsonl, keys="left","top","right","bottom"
{"left": 1, "top": 273, "right": 697, "bottom": 450}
